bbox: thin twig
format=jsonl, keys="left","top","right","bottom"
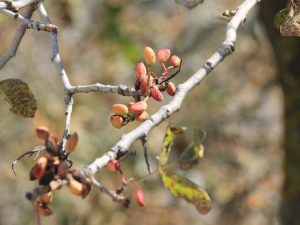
{"left": 141, "top": 136, "right": 151, "bottom": 173}
{"left": 12, "top": 146, "right": 46, "bottom": 176}
{"left": 0, "top": 9, "right": 59, "bottom": 32}
{"left": 0, "top": 5, "right": 35, "bottom": 69}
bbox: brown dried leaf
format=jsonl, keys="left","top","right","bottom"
{"left": 67, "top": 132, "right": 79, "bottom": 152}
{"left": 280, "top": 6, "right": 300, "bottom": 37}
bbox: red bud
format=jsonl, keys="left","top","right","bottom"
{"left": 150, "top": 85, "right": 164, "bottom": 101}
{"left": 139, "top": 76, "right": 153, "bottom": 93}
{"left": 128, "top": 101, "right": 147, "bottom": 114}
{"left": 166, "top": 82, "right": 176, "bottom": 96}
{"left": 135, "top": 111, "right": 149, "bottom": 122}
{"left": 157, "top": 48, "right": 171, "bottom": 63}
{"left": 134, "top": 187, "right": 145, "bottom": 207}
{"left": 135, "top": 62, "right": 147, "bottom": 80}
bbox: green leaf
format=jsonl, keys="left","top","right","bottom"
{"left": 178, "top": 129, "right": 205, "bottom": 170}
{"left": 274, "top": 8, "right": 290, "bottom": 30}
{"left": 0, "top": 79, "right": 37, "bottom": 117}
{"left": 159, "top": 167, "right": 212, "bottom": 214}
{"left": 159, "top": 126, "right": 186, "bottom": 166}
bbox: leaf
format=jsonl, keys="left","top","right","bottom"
{"left": 274, "top": 8, "right": 290, "bottom": 30}
{"left": 159, "top": 126, "right": 186, "bottom": 166}
{"left": 0, "top": 79, "right": 37, "bottom": 117}
{"left": 178, "top": 129, "right": 205, "bottom": 170}
{"left": 67, "top": 132, "right": 79, "bottom": 152}
{"left": 159, "top": 167, "right": 212, "bottom": 214}
{"left": 279, "top": 6, "right": 300, "bottom": 37}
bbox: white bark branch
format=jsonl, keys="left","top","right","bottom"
{"left": 0, "top": 5, "right": 34, "bottom": 69}
{"left": 85, "top": 0, "right": 262, "bottom": 175}
{"left": 0, "top": 0, "right": 37, "bottom": 11}
{"left": 0, "top": 8, "right": 58, "bottom": 32}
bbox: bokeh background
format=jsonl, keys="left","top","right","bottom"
{"left": 0, "top": 0, "right": 299, "bottom": 225}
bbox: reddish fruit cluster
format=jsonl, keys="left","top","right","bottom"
{"left": 110, "top": 47, "right": 181, "bottom": 129}
{"left": 27, "top": 126, "right": 91, "bottom": 217}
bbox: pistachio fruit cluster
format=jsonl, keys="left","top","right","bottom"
{"left": 110, "top": 47, "right": 181, "bottom": 129}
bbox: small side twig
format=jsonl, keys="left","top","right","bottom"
{"left": 141, "top": 136, "right": 151, "bottom": 174}
{"left": 91, "top": 176, "right": 130, "bottom": 207}
{"left": 12, "top": 146, "right": 46, "bottom": 176}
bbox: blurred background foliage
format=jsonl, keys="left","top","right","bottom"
{"left": 0, "top": 0, "right": 295, "bottom": 224}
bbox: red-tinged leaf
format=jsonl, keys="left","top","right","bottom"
{"left": 67, "top": 132, "right": 79, "bottom": 152}
{"left": 36, "top": 126, "right": 50, "bottom": 140}
{"left": 150, "top": 86, "right": 164, "bottom": 101}
{"left": 134, "top": 187, "right": 145, "bottom": 207}
{"left": 29, "top": 157, "right": 48, "bottom": 180}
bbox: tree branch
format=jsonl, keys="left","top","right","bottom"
{"left": 85, "top": 0, "right": 262, "bottom": 175}
{"left": 0, "top": 5, "right": 34, "bottom": 69}
{"left": 0, "top": 8, "right": 58, "bottom": 32}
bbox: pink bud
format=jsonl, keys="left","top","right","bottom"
{"left": 135, "top": 111, "right": 149, "bottom": 122}
{"left": 144, "top": 47, "right": 156, "bottom": 65}
{"left": 110, "top": 115, "right": 124, "bottom": 129}
{"left": 157, "top": 48, "right": 171, "bottom": 63}
{"left": 135, "top": 62, "right": 147, "bottom": 80}
{"left": 128, "top": 101, "right": 148, "bottom": 114}
{"left": 166, "top": 82, "right": 176, "bottom": 96}
{"left": 150, "top": 85, "right": 164, "bottom": 101}
{"left": 170, "top": 55, "right": 181, "bottom": 68}
{"left": 134, "top": 187, "right": 145, "bottom": 207}
{"left": 139, "top": 76, "right": 153, "bottom": 93}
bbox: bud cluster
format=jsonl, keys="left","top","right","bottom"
{"left": 110, "top": 47, "right": 181, "bottom": 129}
{"left": 27, "top": 126, "right": 91, "bottom": 216}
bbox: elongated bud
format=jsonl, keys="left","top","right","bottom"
{"left": 157, "top": 48, "right": 171, "bottom": 63}
{"left": 135, "top": 62, "right": 147, "bottom": 80}
{"left": 139, "top": 76, "right": 153, "bottom": 93}
{"left": 106, "top": 159, "right": 120, "bottom": 172}
{"left": 128, "top": 101, "right": 147, "bottom": 114}
{"left": 36, "top": 126, "right": 49, "bottom": 140}
{"left": 30, "top": 157, "right": 48, "bottom": 180}
{"left": 40, "top": 192, "right": 53, "bottom": 204}
{"left": 166, "top": 82, "right": 176, "bottom": 96}
{"left": 135, "top": 111, "right": 149, "bottom": 122}
{"left": 111, "top": 104, "right": 129, "bottom": 116}
{"left": 150, "top": 85, "right": 164, "bottom": 101}
{"left": 134, "top": 187, "right": 145, "bottom": 207}
{"left": 110, "top": 115, "right": 124, "bottom": 129}
{"left": 170, "top": 55, "right": 181, "bottom": 68}
{"left": 144, "top": 47, "right": 156, "bottom": 65}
